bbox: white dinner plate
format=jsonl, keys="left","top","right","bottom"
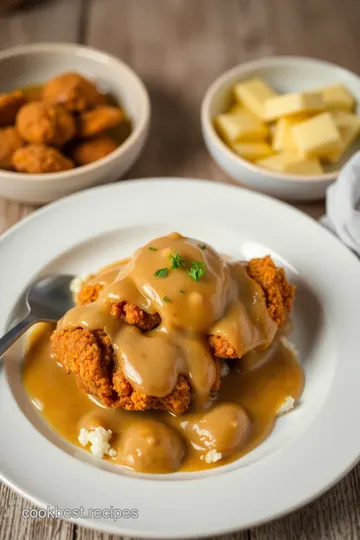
{"left": 0, "top": 178, "right": 360, "bottom": 538}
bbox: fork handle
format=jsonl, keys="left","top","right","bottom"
{"left": 0, "top": 313, "right": 37, "bottom": 358}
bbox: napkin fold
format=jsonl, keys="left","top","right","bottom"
{"left": 320, "top": 152, "right": 360, "bottom": 257}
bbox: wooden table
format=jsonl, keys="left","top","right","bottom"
{"left": 0, "top": 1, "right": 359, "bottom": 538}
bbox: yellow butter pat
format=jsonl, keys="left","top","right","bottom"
{"left": 285, "top": 158, "right": 323, "bottom": 175}
{"left": 234, "top": 78, "right": 277, "bottom": 120}
{"left": 291, "top": 112, "right": 343, "bottom": 158}
{"left": 318, "top": 84, "right": 355, "bottom": 112}
{"left": 255, "top": 152, "right": 300, "bottom": 172}
{"left": 215, "top": 111, "right": 269, "bottom": 143}
{"left": 265, "top": 92, "right": 324, "bottom": 122}
{"left": 228, "top": 103, "right": 243, "bottom": 115}
{"left": 272, "top": 118, "right": 302, "bottom": 152}
{"left": 231, "top": 141, "right": 273, "bottom": 161}
{"left": 256, "top": 152, "right": 323, "bottom": 175}
{"left": 326, "top": 111, "right": 360, "bottom": 162}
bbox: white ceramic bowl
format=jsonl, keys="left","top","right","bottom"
{"left": 0, "top": 43, "right": 150, "bottom": 203}
{"left": 201, "top": 56, "right": 360, "bottom": 201}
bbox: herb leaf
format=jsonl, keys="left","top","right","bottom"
{"left": 154, "top": 268, "right": 168, "bottom": 278}
{"left": 148, "top": 246, "right": 157, "bottom": 252}
{"left": 188, "top": 260, "right": 206, "bottom": 281}
{"left": 200, "top": 243, "right": 207, "bottom": 250}
{"left": 169, "top": 252, "right": 185, "bottom": 269}
{"left": 162, "top": 296, "right": 170, "bottom": 302}
{"left": 180, "top": 289, "right": 185, "bottom": 294}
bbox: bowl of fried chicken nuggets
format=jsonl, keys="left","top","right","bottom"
{"left": 0, "top": 43, "right": 150, "bottom": 203}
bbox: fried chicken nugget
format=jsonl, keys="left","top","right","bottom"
{"left": 16, "top": 101, "right": 75, "bottom": 146}
{"left": 0, "top": 90, "right": 25, "bottom": 126}
{"left": 42, "top": 72, "right": 106, "bottom": 112}
{"left": 51, "top": 328, "right": 191, "bottom": 415}
{"left": 0, "top": 127, "right": 24, "bottom": 170}
{"left": 78, "top": 105, "right": 124, "bottom": 138}
{"left": 71, "top": 135, "right": 118, "bottom": 166}
{"left": 12, "top": 144, "right": 74, "bottom": 174}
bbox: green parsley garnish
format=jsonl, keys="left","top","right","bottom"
{"left": 200, "top": 243, "right": 207, "bottom": 250}
{"left": 188, "top": 260, "right": 206, "bottom": 281}
{"left": 154, "top": 268, "right": 168, "bottom": 278}
{"left": 169, "top": 252, "right": 185, "bottom": 269}
{"left": 162, "top": 296, "right": 170, "bottom": 302}
{"left": 148, "top": 246, "right": 157, "bottom": 251}
{"left": 180, "top": 289, "right": 185, "bottom": 294}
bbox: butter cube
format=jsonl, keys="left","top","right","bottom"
{"left": 215, "top": 111, "right": 269, "bottom": 143}
{"left": 255, "top": 152, "right": 300, "bottom": 172}
{"left": 317, "top": 84, "right": 355, "bottom": 112}
{"left": 326, "top": 111, "right": 360, "bottom": 162}
{"left": 231, "top": 141, "right": 274, "bottom": 161}
{"left": 291, "top": 112, "right": 343, "bottom": 158}
{"left": 228, "top": 103, "right": 243, "bottom": 114}
{"left": 272, "top": 118, "right": 302, "bottom": 152}
{"left": 265, "top": 92, "right": 324, "bottom": 122}
{"left": 234, "top": 78, "right": 277, "bottom": 120}
{"left": 256, "top": 152, "right": 323, "bottom": 175}
{"left": 285, "top": 158, "right": 323, "bottom": 175}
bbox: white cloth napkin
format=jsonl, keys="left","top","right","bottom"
{"left": 320, "top": 152, "right": 360, "bottom": 256}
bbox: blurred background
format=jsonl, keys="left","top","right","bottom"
{"left": 0, "top": 0, "right": 359, "bottom": 185}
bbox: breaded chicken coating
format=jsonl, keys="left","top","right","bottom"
{"left": 78, "top": 105, "right": 124, "bottom": 138}
{"left": 42, "top": 72, "right": 106, "bottom": 112}
{"left": 0, "top": 90, "right": 25, "bottom": 126}
{"left": 12, "top": 144, "right": 74, "bottom": 174}
{"left": 247, "top": 255, "right": 295, "bottom": 328}
{"left": 71, "top": 135, "right": 118, "bottom": 166}
{"left": 0, "top": 127, "right": 24, "bottom": 170}
{"left": 51, "top": 328, "right": 192, "bottom": 415}
{"left": 16, "top": 101, "right": 75, "bottom": 146}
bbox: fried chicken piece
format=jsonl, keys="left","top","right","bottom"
{"left": 0, "top": 90, "right": 25, "bottom": 126}
{"left": 42, "top": 72, "right": 106, "bottom": 112}
{"left": 16, "top": 101, "right": 75, "bottom": 146}
{"left": 78, "top": 105, "right": 124, "bottom": 138}
{"left": 71, "top": 135, "right": 118, "bottom": 166}
{"left": 0, "top": 127, "right": 24, "bottom": 170}
{"left": 12, "top": 144, "right": 74, "bottom": 174}
{"left": 208, "top": 335, "right": 237, "bottom": 359}
{"left": 51, "top": 328, "right": 191, "bottom": 415}
{"left": 247, "top": 255, "right": 295, "bottom": 328}
{"left": 75, "top": 255, "right": 295, "bottom": 364}
{"left": 110, "top": 301, "right": 161, "bottom": 331}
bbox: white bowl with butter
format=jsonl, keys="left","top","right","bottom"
{"left": 201, "top": 56, "right": 360, "bottom": 200}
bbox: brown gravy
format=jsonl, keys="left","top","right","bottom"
{"left": 22, "top": 233, "right": 304, "bottom": 473}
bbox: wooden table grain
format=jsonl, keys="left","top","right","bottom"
{"left": 0, "top": 1, "right": 360, "bottom": 539}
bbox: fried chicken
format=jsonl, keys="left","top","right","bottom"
{"left": 16, "top": 101, "right": 75, "bottom": 146}
{"left": 247, "top": 255, "right": 295, "bottom": 328}
{"left": 75, "top": 255, "right": 295, "bottom": 359}
{"left": 0, "top": 127, "right": 24, "bottom": 170}
{"left": 12, "top": 144, "right": 74, "bottom": 174}
{"left": 0, "top": 90, "right": 25, "bottom": 126}
{"left": 42, "top": 72, "right": 106, "bottom": 112}
{"left": 78, "top": 106, "right": 124, "bottom": 138}
{"left": 51, "top": 328, "right": 192, "bottom": 415}
{"left": 71, "top": 135, "right": 118, "bottom": 166}
{"left": 52, "top": 255, "right": 292, "bottom": 414}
